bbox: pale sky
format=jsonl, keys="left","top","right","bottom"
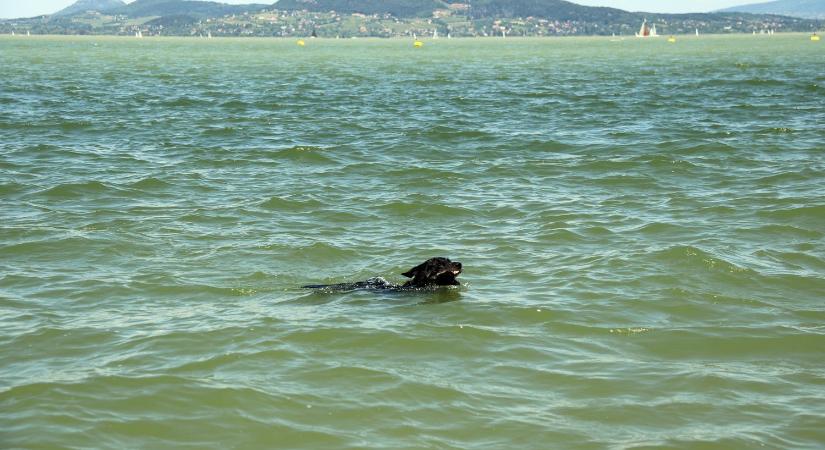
{"left": 0, "top": 0, "right": 770, "bottom": 20}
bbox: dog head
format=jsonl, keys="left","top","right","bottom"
{"left": 401, "top": 257, "right": 462, "bottom": 287}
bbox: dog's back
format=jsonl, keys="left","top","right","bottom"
{"left": 302, "top": 277, "right": 394, "bottom": 291}
{"left": 302, "top": 257, "right": 462, "bottom": 292}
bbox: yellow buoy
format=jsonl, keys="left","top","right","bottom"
{"left": 297, "top": 39, "right": 306, "bottom": 46}
{"left": 414, "top": 40, "right": 423, "bottom": 48}
{"left": 667, "top": 36, "right": 676, "bottom": 43}
{"left": 812, "top": 34, "right": 821, "bottom": 42}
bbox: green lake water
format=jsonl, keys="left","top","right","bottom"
{"left": 1, "top": 35, "right": 824, "bottom": 449}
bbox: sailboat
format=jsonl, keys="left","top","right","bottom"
{"left": 636, "top": 20, "right": 659, "bottom": 38}
{"left": 636, "top": 20, "right": 649, "bottom": 37}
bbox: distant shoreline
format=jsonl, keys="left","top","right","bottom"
{"left": 0, "top": 32, "right": 818, "bottom": 40}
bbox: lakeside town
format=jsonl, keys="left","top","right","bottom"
{"left": 1, "top": 2, "right": 819, "bottom": 38}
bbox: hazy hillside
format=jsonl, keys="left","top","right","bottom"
{"left": 459, "top": 0, "right": 635, "bottom": 22}
{"left": 54, "top": 0, "right": 125, "bottom": 16}
{"left": 110, "top": 0, "right": 270, "bottom": 18}
{"left": 274, "top": 0, "right": 445, "bottom": 17}
{"left": 274, "top": 0, "right": 637, "bottom": 21}
{"left": 720, "top": 0, "right": 825, "bottom": 19}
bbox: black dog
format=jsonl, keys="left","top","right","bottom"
{"left": 302, "top": 257, "right": 462, "bottom": 291}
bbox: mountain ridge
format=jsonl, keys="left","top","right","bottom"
{"left": 110, "top": 0, "right": 270, "bottom": 18}
{"left": 720, "top": 0, "right": 825, "bottom": 19}
{"left": 54, "top": 0, "right": 126, "bottom": 16}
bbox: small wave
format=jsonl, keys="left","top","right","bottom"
{"left": 675, "top": 142, "right": 738, "bottom": 154}
{"left": 759, "top": 205, "right": 825, "bottom": 225}
{"left": 754, "top": 249, "right": 825, "bottom": 274}
{"left": 734, "top": 62, "right": 770, "bottom": 69}
{"left": 129, "top": 177, "right": 172, "bottom": 189}
{"left": 167, "top": 348, "right": 301, "bottom": 374}
{"left": 802, "top": 83, "right": 824, "bottom": 93}
{"left": 201, "top": 126, "right": 239, "bottom": 136}
{"left": 636, "top": 222, "right": 691, "bottom": 235}
{"left": 163, "top": 97, "right": 207, "bottom": 107}
{"left": 37, "top": 180, "right": 114, "bottom": 198}
{"left": 58, "top": 120, "right": 93, "bottom": 131}
{"left": 220, "top": 99, "right": 248, "bottom": 110}
{"left": 589, "top": 174, "right": 659, "bottom": 189}
{"left": 520, "top": 139, "right": 569, "bottom": 153}
{"left": 286, "top": 242, "right": 358, "bottom": 260}
{"left": 273, "top": 146, "right": 335, "bottom": 164}
{"left": 537, "top": 228, "right": 586, "bottom": 243}
{"left": 407, "top": 76, "right": 455, "bottom": 86}
{"left": 635, "top": 154, "right": 698, "bottom": 171}
{"left": 252, "top": 100, "right": 282, "bottom": 110}
{"left": 127, "top": 277, "right": 260, "bottom": 298}
{"left": 178, "top": 211, "right": 241, "bottom": 225}
{"left": 739, "top": 78, "right": 787, "bottom": 87}
{"left": 259, "top": 196, "right": 323, "bottom": 211}
{"left": 577, "top": 158, "right": 637, "bottom": 172}
{"left": 582, "top": 226, "right": 615, "bottom": 236}
{"left": 758, "top": 127, "right": 796, "bottom": 135}
{"left": 385, "top": 166, "right": 466, "bottom": 182}
{"left": 0, "top": 181, "right": 26, "bottom": 196}
{"left": 0, "top": 235, "right": 122, "bottom": 261}
{"left": 703, "top": 77, "right": 785, "bottom": 88}
{"left": 652, "top": 245, "right": 755, "bottom": 275}
{"left": 407, "top": 125, "right": 493, "bottom": 142}
{"left": 755, "top": 169, "right": 818, "bottom": 185}
{"left": 737, "top": 224, "right": 822, "bottom": 240}
{"left": 376, "top": 201, "right": 477, "bottom": 218}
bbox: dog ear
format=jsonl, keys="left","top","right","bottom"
{"left": 402, "top": 263, "right": 424, "bottom": 278}
{"left": 401, "top": 261, "right": 429, "bottom": 278}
